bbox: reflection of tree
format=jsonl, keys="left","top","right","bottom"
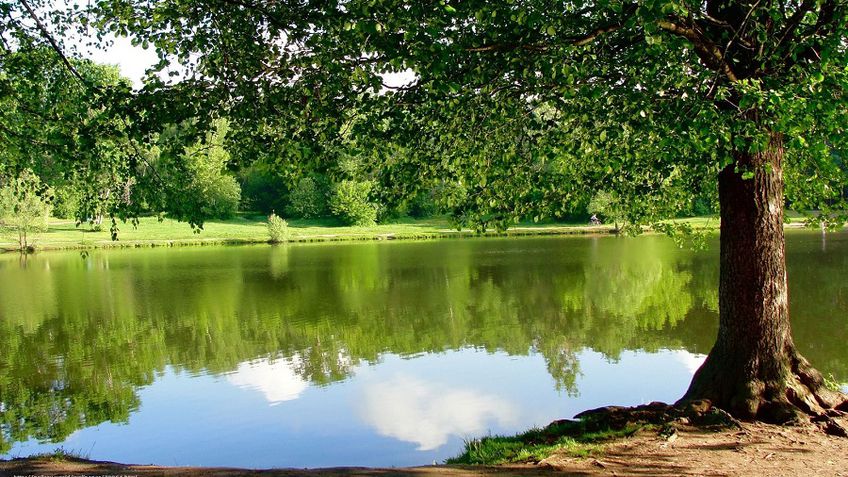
{"left": 1, "top": 234, "right": 845, "bottom": 453}
{"left": 563, "top": 239, "right": 696, "bottom": 358}
{"left": 784, "top": 233, "right": 848, "bottom": 379}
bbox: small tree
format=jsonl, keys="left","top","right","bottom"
{"left": 0, "top": 170, "right": 52, "bottom": 251}
{"left": 329, "top": 180, "right": 378, "bottom": 226}
{"left": 180, "top": 119, "right": 242, "bottom": 220}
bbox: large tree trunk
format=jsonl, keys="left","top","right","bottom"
{"left": 680, "top": 133, "right": 846, "bottom": 423}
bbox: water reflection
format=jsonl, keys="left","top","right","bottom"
{"left": 359, "top": 375, "right": 518, "bottom": 450}
{"left": 0, "top": 232, "right": 846, "bottom": 466}
{"left": 226, "top": 357, "right": 309, "bottom": 405}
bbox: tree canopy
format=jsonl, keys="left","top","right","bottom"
{"left": 0, "top": 1, "right": 843, "bottom": 226}
{"left": 1, "top": 1, "right": 845, "bottom": 231}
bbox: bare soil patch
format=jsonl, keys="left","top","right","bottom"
{"left": 541, "top": 419, "right": 848, "bottom": 476}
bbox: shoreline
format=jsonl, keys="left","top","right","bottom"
{"left": 0, "top": 215, "right": 738, "bottom": 254}
{"left": 0, "top": 224, "right": 620, "bottom": 253}
{"left": 0, "top": 218, "right": 824, "bottom": 255}
{"left": 3, "top": 418, "right": 846, "bottom": 477}
{"left": 0, "top": 217, "right": 644, "bottom": 254}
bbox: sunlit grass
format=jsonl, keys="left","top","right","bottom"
{"left": 0, "top": 214, "right": 609, "bottom": 251}
{"left": 25, "top": 447, "right": 90, "bottom": 462}
{"left": 0, "top": 211, "right": 830, "bottom": 252}
{"left": 447, "top": 420, "right": 644, "bottom": 465}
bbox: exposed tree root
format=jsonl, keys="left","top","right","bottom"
{"left": 679, "top": 348, "right": 848, "bottom": 431}
{"left": 568, "top": 396, "right": 847, "bottom": 440}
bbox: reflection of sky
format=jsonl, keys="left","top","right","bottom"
{"left": 226, "top": 357, "right": 308, "bottom": 405}
{"left": 8, "top": 348, "right": 709, "bottom": 468}
{"left": 359, "top": 375, "right": 518, "bottom": 450}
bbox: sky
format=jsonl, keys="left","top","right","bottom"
{"left": 83, "top": 33, "right": 416, "bottom": 90}
{"left": 83, "top": 34, "right": 159, "bottom": 88}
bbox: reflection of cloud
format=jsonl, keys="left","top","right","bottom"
{"left": 671, "top": 350, "right": 707, "bottom": 375}
{"left": 360, "top": 375, "right": 518, "bottom": 451}
{"left": 227, "top": 357, "right": 308, "bottom": 405}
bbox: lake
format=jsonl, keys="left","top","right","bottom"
{"left": 1, "top": 231, "right": 846, "bottom": 467}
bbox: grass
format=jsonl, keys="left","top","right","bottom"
{"left": 446, "top": 419, "right": 645, "bottom": 465}
{"left": 0, "top": 211, "right": 824, "bottom": 253}
{"left": 0, "top": 214, "right": 616, "bottom": 252}
{"left": 24, "top": 447, "right": 90, "bottom": 462}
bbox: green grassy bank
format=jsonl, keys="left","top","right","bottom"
{"left": 0, "top": 214, "right": 816, "bottom": 253}
{"left": 0, "top": 215, "right": 624, "bottom": 252}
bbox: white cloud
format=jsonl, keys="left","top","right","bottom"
{"left": 359, "top": 375, "right": 518, "bottom": 451}
{"left": 671, "top": 350, "right": 707, "bottom": 375}
{"left": 226, "top": 357, "right": 308, "bottom": 405}
{"left": 83, "top": 34, "right": 159, "bottom": 88}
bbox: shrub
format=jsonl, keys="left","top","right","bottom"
{"left": 409, "top": 181, "right": 468, "bottom": 218}
{"left": 286, "top": 176, "right": 328, "bottom": 218}
{"left": 202, "top": 173, "right": 241, "bottom": 219}
{"left": 431, "top": 180, "right": 468, "bottom": 213}
{"left": 377, "top": 202, "right": 409, "bottom": 223}
{"left": 267, "top": 213, "right": 290, "bottom": 243}
{"left": 692, "top": 195, "right": 718, "bottom": 216}
{"left": 329, "top": 180, "right": 378, "bottom": 226}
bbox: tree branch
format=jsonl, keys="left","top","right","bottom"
{"left": 465, "top": 43, "right": 549, "bottom": 53}
{"left": 20, "top": 0, "right": 165, "bottom": 190}
{"left": 656, "top": 20, "right": 739, "bottom": 82}
{"left": 467, "top": 4, "right": 637, "bottom": 53}
{"left": 19, "top": 0, "right": 87, "bottom": 85}
{"left": 570, "top": 23, "right": 626, "bottom": 47}
{"left": 774, "top": 0, "right": 816, "bottom": 53}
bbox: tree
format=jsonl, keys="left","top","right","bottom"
{"left": 10, "top": 0, "right": 848, "bottom": 421}
{"left": 0, "top": 169, "right": 52, "bottom": 251}
{"left": 181, "top": 119, "right": 241, "bottom": 220}
{"left": 149, "top": 118, "right": 242, "bottom": 223}
{"left": 329, "top": 180, "right": 378, "bottom": 226}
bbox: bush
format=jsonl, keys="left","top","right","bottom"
{"left": 267, "top": 213, "right": 290, "bottom": 243}
{"left": 409, "top": 181, "right": 468, "bottom": 218}
{"left": 329, "top": 180, "right": 378, "bottom": 226}
{"left": 377, "top": 202, "right": 409, "bottom": 223}
{"left": 431, "top": 180, "right": 468, "bottom": 213}
{"left": 286, "top": 176, "right": 328, "bottom": 218}
{"left": 692, "top": 195, "right": 718, "bottom": 216}
{"left": 184, "top": 119, "right": 242, "bottom": 219}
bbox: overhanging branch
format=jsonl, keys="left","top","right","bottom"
{"left": 657, "top": 20, "right": 739, "bottom": 82}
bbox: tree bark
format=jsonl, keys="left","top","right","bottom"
{"left": 680, "top": 132, "right": 846, "bottom": 422}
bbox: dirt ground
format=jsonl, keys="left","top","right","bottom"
{"left": 2, "top": 420, "right": 847, "bottom": 477}
{"left": 541, "top": 419, "right": 848, "bottom": 476}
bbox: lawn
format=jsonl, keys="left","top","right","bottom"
{"left": 0, "top": 212, "right": 818, "bottom": 252}
{"left": 0, "top": 215, "right": 609, "bottom": 251}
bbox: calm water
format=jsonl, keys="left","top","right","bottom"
{"left": 1, "top": 232, "right": 846, "bottom": 467}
